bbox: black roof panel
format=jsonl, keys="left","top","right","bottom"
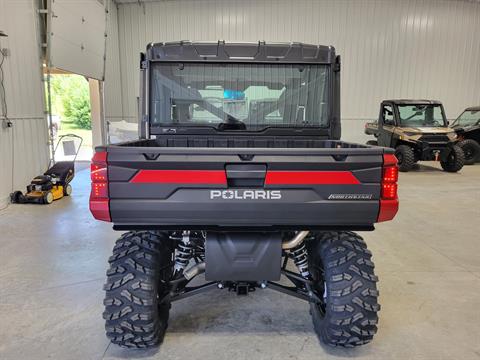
{"left": 383, "top": 99, "right": 443, "bottom": 105}
{"left": 146, "top": 41, "right": 336, "bottom": 64}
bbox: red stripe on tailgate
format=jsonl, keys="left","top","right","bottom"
{"left": 130, "top": 170, "right": 227, "bottom": 184}
{"left": 265, "top": 171, "right": 360, "bottom": 185}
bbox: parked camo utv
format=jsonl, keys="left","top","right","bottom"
{"left": 365, "top": 100, "right": 464, "bottom": 172}
{"left": 91, "top": 41, "right": 399, "bottom": 349}
{"left": 450, "top": 106, "right": 480, "bottom": 165}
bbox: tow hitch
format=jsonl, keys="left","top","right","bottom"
{"left": 227, "top": 282, "right": 256, "bottom": 295}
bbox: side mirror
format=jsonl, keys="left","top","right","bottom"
{"left": 384, "top": 119, "right": 395, "bottom": 126}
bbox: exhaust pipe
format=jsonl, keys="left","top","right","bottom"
{"left": 282, "top": 231, "right": 309, "bottom": 250}
{"left": 183, "top": 262, "right": 205, "bottom": 280}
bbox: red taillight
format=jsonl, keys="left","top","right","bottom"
{"left": 381, "top": 183, "right": 397, "bottom": 200}
{"left": 92, "top": 182, "right": 108, "bottom": 198}
{"left": 91, "top": 164, "right": 107, "bottom": 182}
{"left": 89, "top": 200, "right": 110, "bottom": 222}
{"left": 378, "top": 200, "right": 398, "bottom": 222}
{"left": 378, "top": 154, "right": 399, "bottom": 222}
{"left": 89, "top": 151, "right": 110, "bottom": 222}
{"left": 382, "top": 166, "right": 398, "bottom": 183}
{"left": 92, "top": 151, "right": 107, "bottom": 163}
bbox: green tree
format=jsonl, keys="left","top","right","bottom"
{"left": 49, "top": 75, "right": 91, "bottom": 130}
{"left": 62, "top": 79, "right": 91, "bottom": 129}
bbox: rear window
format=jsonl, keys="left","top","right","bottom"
{"left": 149, "top": 62, "right": 330, "bottom": 131}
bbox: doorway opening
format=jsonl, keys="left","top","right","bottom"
{"left": 45, "top": 71, "right": 95, "bottom": 163}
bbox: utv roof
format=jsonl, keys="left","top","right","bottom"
{"left": 382, "top": 99, "right": 443, "bottom": 105}
{"left": 145, "top": 41, "right": 336, "bottom": 64}
{"left": 465, "top": 106, "right": 480, "bottom": 111}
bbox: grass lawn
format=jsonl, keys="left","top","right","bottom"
{"left": 58, "top": 120, "right": 92, "bottom": 147}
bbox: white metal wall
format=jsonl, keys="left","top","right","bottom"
{"left": 104, "top": 0, "right": 125, "bottom": 130}
{"left": 0, "top": 0, "right": 49, "bottom": 208}
{"left": 106, "top": 0, "right": 480, "bottom": 142}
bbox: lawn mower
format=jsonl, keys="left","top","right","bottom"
{"left": 10, "top": 134, "right": 83, "bottom": 204}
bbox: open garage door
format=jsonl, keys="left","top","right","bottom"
{"left": 43, "top": 0, "right": 108, "bottom": 159}
{"left": 48, "top": 0, "right": 107, "bottom": 80}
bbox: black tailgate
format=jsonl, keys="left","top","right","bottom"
{"left": 106, "top": 146, "right": 389, "bottom": 230}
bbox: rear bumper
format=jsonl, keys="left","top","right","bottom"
{"left": 110, "top": 198, "right": 379, "bottom": 231}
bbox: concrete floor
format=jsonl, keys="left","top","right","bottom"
{"left": 0, "top": 162, "right": 479, "bottom": 360}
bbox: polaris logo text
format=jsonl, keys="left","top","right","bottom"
{"left": 210, "top": 190, "right": 282, "bottom": 200}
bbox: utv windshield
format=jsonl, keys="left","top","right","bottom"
{"left": 397, "top": 104, "right": 447, "bottom": 127}
{"left": 452, "top": 110, "right": 480, "bottom": 127}
{"left": 149, "top": 63, "right": 330, "bottom": 130}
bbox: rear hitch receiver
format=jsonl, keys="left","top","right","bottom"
{"left": 236, "top": 283, "right": 249, "bottom": 296}
{"left": 226, "top": 281, "right": 257, "bottom": 295}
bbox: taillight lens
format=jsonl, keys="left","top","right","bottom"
{"left": 91, "top": 164, "right": 107, "bottom": 182}
{"left": 89, "top": 151, "right": 110, "bottom": 222}
{"left": 382, "top": 166, "right": 398, "bottom": 183}
{"left": 92, "top": 182, "right": 108, "bottom": 198}
{"left": 381, "top": 183, "right": 398, "bottom": 200}
{"left": 378, "top": 154, "right": 399, "bottom": 222}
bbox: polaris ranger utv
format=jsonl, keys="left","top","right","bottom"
{"left": 365, "top": 100, "right": 464, "bottom": 172}
{"left": 450, "top": 106, "right": 480, "bottom": 165}
{"left": 91, "top": 41, "right": 399, "bottom": 349}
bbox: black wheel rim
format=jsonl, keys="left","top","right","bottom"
{"left": 464, "top": 146, "right": 473, "bottom": 160}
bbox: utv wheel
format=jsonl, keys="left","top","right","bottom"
{"left": 458, "top": 139, "right": 480, "bottom": 165}
{"left": 308, "top": 232, "right": 380, "bottom": 347}
{"left": 395, "top": 145, "right": 415, "bottom": 172}
{"left": 366, "top": 140, "right": 378, "bottom": 146}
{"left": 43, "top": 191, "right": 54, "bottom": 204}
{"left": 103, "top": 231, "right": 174, "bottom": 348}
{"left": 440, "top": 145, "right": 464, "bottom": 172}
{"left": 63, "top": 184, "right": 72, "bottom": 196}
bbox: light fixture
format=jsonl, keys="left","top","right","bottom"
{"left": 0, "top": 30, "right": 8, "bottom": 37}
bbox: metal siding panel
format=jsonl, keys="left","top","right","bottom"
{"left": 105, "top": 0, "right": 480, "bottom": 144}
{"left": 104, "top": 1, "right": 124, "bottom": 119}
{"left": 0, "top": 0, "right": 49, "bottom": 207}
